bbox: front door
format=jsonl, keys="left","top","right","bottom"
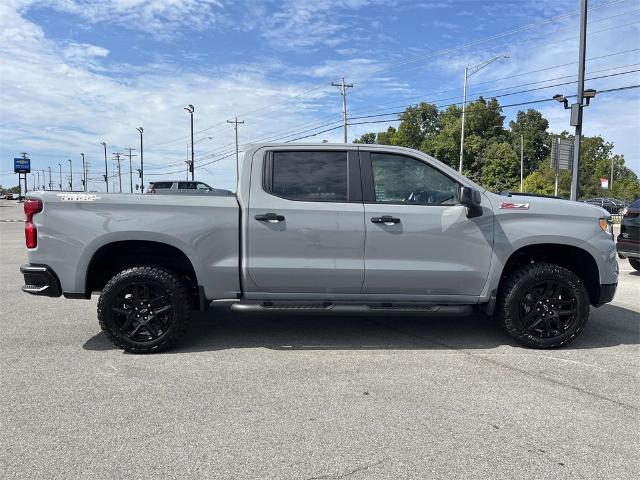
{"left": 360, "top": 150, "right": 493, "bottom": 297}
{"left": 246, "top": 148, "right": 365, "bottom": 294}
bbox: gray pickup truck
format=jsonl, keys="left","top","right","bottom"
{"left": 21, "top": 143, "right": 618, "bottom": 353}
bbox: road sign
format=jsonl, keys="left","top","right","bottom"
{"left": 14, "top": 157, "right": 31, "bottom": 173}
{"left": 550, "top": 138, "right": 573, "bottom": 171}
{"left": 600, "top": 177, "right": 609, "bottom": 189}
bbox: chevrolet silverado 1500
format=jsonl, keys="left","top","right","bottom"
{"left": 21, "top": 143, "right": 617, "bottom": 352}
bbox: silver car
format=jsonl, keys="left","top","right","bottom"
{"left": 146, "top": 180, "right": 233, "bottom": 196}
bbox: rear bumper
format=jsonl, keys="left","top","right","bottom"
{"left": 20, "top": 264, "right": 61, "bottom": 297}
{"left": 594, "top": 283, "right": 617, "bottom": 307}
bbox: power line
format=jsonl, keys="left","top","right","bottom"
{"left": 147, "top": 0, "right": 630, "bottom": 150}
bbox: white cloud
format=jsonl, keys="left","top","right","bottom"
{"left": 0, "top": 1, "right": 339, "bottom": 190}
{"left": 21, "top": 0, "right": 225, "bottom": 40}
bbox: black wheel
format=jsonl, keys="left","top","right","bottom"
{"left": 497, "top": 263, "right": 589, "bottom": 348}
{"left": 98, "top": 266, "right": 191, "bottom": 353}
{"left": 629, "top": 258, "right": 640, "bottom": 272}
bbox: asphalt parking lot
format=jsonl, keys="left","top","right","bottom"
{"left": 1, "top": 199, "right": 638, "bottom": 479}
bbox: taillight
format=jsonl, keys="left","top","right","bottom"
{"left": 24, "top": 199, "right": 43, "bottom": 248}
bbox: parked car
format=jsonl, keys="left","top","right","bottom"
{"left": 146, "top": 180, "right": 233, "bottom": 196}
{"left": 583, "top": 197, "right": 627, "bottom": 214}
{"left": 616, "top": 198, "right": 640, "bottom": 271}
{"left": 21, "top": 143, "right": 618, "bottom": 353}
{"left": 2, "top": 193, "right": 19, "bottom": 200}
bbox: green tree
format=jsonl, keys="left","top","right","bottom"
{"left": 478, "top": 142, "right": 520, "bottom": 192}
{"left": 353, "top": 132, "right": 376, "bottom": 144}
{"left": 509, "top": 109, "right": 551, "bottom": 173}
{"left": 391, "top": 102, "right": 440, "bottom": 150}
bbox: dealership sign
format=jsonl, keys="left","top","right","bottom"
{"left": 14, "top": 157, "right": 31, "bottom": 173}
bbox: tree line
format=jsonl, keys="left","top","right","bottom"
{"left": 354, "top": 97, "right": 640, "bottom": 201}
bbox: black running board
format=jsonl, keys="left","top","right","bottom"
{"left": 230, "top": 302, "right": 472, "bottom": 316}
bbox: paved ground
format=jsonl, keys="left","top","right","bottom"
{"left": 1, "top": 199, "right": 638, "bottom": 479}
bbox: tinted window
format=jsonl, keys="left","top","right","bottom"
{"left": 268, "top": 151, "right": 348, "bottom": 202}
{"left": 371, "top": 153, "right": 458, "bottom": 205}
{"left": 152, "top": 182, "right": 173, "bottom": 189}
{"left": 178, "top": 182, "right": 197, "bottom": 189}
{"left": 630, "top": 199, "right": 640, "bottom": 208}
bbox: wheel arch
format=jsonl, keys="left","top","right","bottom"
{"left": 85, "top": 239, "right": 200, "bottom": 301}
{"left": 498, "top": 243, "right": 600, "bottom": 306}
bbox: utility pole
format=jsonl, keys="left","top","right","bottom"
{"left": 520, "top": 134, "right": 524, "bottom": 193}
{"left": 136, "top": 127, "right": 144, "bottom": 193}
{"left": 610, "top": 156, "right": 614, "bottom": 193}
{"left": 36, "top": 171, "right": 40, "bottom": 191}
{"left": 227, "top": 117, "right": 245, "bottom": 184}
{"left": 458, "top": 54, "right": 509, "bottom": 173}
{"left": 332, "top": 78, "right": 354, "bottom": 143}
{"left": 112, "top": 153, "right": 123, "bottom": 193}
{"left": 570, "top": 0, "right": 588, "bottom": 201}
{"left": 126, "top": 147, "right": 137, "bottom": 193}
{"left": 81, "top": 153, "right": 86, "bottom": 191}
{"left": 68, "top": 159, "right": 73, "bottom": 190}
{"left": 41, "top": 169, "right": 46, "bottom": 190}
{"left": 58, "top": 163, "right": 63, "bottom": 190}
{"left": 48, "top": 166, "right": 52, "bottom": 191}
{"left": 184, "top": 105, "right": 195, "bottom": 180}
{"left": 100, "top": 142, "right": 108, "bottom": 192}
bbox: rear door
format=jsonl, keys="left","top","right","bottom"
{"left": 360, "top": 150, "right": 493, "bottom": 297}
{"left": 245, "top": 148, "right": 365, "bottom": 294}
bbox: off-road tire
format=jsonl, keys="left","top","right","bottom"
{"left": 629, "top": 258, "right": 640, "bottom": 272}
{"left": 497, "top": 263, "right": 590, "bottom": 349}
{"left": 98, "top": 266, "right": 191, "bottom": 353}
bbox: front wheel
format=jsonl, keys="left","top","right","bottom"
{"left": 497, "top": 263, "right": 590, "bottom": 349}
{"left": 98, "top": 266, "right": 191, "bottom": 353}
{"left": 629, "top": 258, "right": 640, "bottom": 272}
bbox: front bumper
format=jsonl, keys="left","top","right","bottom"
{"left": 20, "top": 264, "right": 61, "bottom": 297}
{"left": 594, "top": 283, "right": 617, "bottom": 307}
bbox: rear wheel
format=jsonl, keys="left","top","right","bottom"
{"left": 497, "top": 263, "right": 589, "bottom": 348}
{"left": 629, "top": 258, "right": 640, "bottom": 271}
{"left": 97, "top": 266, "right": 191, "bottom": 353}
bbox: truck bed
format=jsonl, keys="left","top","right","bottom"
{"left": 25, "top": 191, "right": 241, "bottom": 299}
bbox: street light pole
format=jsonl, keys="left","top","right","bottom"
{"left": 570, "top": 0, "right": 588, "bottom": 201}
{"left": 58, "top": 163, "right": 62, "bottom": 190}
{"left": 68, "top": 159, "right": 73, "bottom": 190}
{"left": 48, "top": 166, "right": 52, "bottom": 191}
{"left": 100, "top": 142, "right": 108, "bottom": 192}
{"left": 136, "top": 127, "right": 144, "bottom": 193}
{"left": 81, "top": 153, "right": 86, "bottom": 191}
{"left": 184, "top": 105, "right": 195, "bottom": 181}
{"left": 458, "top": 54, "right": 509, "bottom": 173}
{"left": 520, "top": 134, "right": 524, "bottom": 193}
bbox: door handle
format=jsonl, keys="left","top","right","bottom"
{"left": 371, "top": 215, "right": 400, "bottom": 225}
{"left": 255, "top": 212, "right": 285, "bottom": 223}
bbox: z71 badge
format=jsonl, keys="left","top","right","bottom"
{"left": 57, "top": 193, "right": 101, "bottom": 202}
{"left": 500, "top": 202, "right": 530, "bottom": 210}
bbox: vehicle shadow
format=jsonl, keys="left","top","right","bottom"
{"left": 83, "top": 303, "right": 639, "bottom": 353}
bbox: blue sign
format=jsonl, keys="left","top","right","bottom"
{"left": 14, "top": 158, "right": 30, "bottom": 173}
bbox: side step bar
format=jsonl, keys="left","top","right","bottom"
{"left": 230, "top": 302, "right": 472, "bottom": 316}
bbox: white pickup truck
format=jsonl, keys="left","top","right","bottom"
{"left": 21, "top": 144, "right": 618, "bottom": 353}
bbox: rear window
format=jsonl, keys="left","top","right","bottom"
{"left": 152, "top": 182, "right": 173, "bottom": 189}
{"left": 630, "top": 199, "right": 640, "bottom": 209}
{"left": 265, "top": 151, "right": 348, "bottom": 202}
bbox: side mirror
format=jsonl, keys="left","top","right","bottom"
{"left": 460, "top": 186, "right": 482, "bottom": 208}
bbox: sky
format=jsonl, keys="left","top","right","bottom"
{"left": 1, "top": 0, "right": 639, "bottom": 192}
